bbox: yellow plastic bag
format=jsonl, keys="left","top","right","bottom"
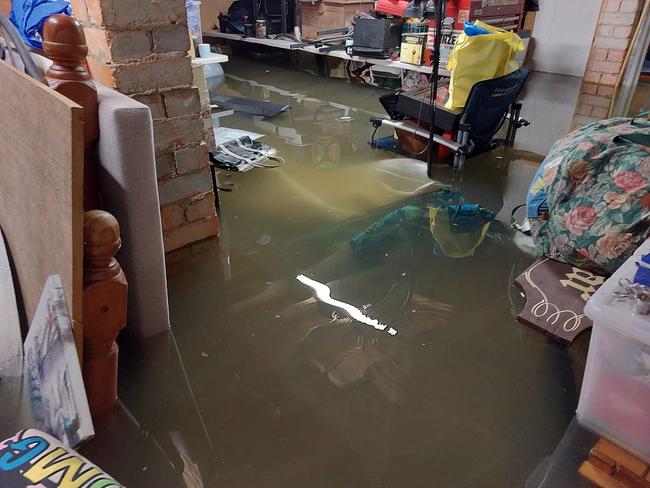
{"left": 445, "top": 21, "right": 524, "bottom": 110}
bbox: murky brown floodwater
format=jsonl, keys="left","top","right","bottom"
{"left": 4, "top": 55, "right": 596, "bottom": 487}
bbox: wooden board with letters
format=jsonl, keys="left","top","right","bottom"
{"left": 514, "top": 258, "right": 606, "bottom": 344}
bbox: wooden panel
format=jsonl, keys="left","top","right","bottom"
{"left": 0, "top": 61, "right": 84, "bottom": 342}
{"left": 514, "top": 258, "right": 605, "bottom": 344}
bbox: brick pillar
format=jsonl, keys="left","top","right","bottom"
{"left": 572, "top": 0, "right": 644, "bottom": 128}
{"left": 69, "top": 0, "right": 218, "bottom": 252}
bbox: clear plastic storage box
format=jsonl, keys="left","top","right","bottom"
{"left": 577, "top": 239, "right": 650, "bottom": 463}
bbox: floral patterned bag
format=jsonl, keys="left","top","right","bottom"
{"left": 531, "top": 115, "right": 650, "bottom": 275}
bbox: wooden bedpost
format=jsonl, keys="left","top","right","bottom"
{"left": 42, "top": 14, "right": 100, "bottom": 210}
{"left": 83, "top": 210, "right": 128, "bottom": 417}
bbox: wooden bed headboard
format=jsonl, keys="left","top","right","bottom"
{"left": 0, "top": 14, "right": 128, "bottom": 418}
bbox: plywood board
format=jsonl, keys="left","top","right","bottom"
{"left": 0, "top": 61, "right": 84, "bottom": 344}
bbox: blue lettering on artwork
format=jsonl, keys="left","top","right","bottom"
{"left": 0, "top": 436, "right": 49, "bottom": 471}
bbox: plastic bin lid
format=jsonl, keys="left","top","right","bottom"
{"left": 585, "top": 238, "right": 650, "bottom": 345}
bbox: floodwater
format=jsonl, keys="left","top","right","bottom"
{"left": 103, "top": 58, "right": 592, "bottom": 486}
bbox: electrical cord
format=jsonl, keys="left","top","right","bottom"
{"left": 232, "top": 139, "right": 286, "bottom": 168}
{"left": 408, "top": 74, "right": 435, "bottom": 155}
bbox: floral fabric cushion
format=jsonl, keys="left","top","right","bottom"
{"left": 532, "top": 116, "right": 650, "bottom": 275}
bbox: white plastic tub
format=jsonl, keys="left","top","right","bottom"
{"left": 577, "top": 239, "right": 650, "bottom": 463}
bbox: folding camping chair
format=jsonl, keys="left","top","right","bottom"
{"left": 371, "top": 66, "right": 531, "bottom": 172}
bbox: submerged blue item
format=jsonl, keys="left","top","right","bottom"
{"left": 10, "top": 0, "right": 72, "bottom": 49}
{"left": 526, "top": 161, "right": 549, "bottom": 218}
{"left": 448, "top": 204, "right": 495, "bottom": 233}
{"left": 463, "top": 21, "right": 491, "bottom": 36}
{"left": 634, "top": 254, "right": 650, "bottom": 287}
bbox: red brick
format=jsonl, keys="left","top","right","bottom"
{"left": 155, "top": 152, "right": 174, "bottom": 178}
{"left": 86, "top": 56, "right": 115, "bottom": 87}
{"left": 605, "top": 0, "right": 621, "bottom": 11}
{"left": 583, "top": 82, "right": 598, "bottom": 95}
{"left": 573, "top": 115, "right": 599, "bottom": 129}
{"left": 584, "top": 71, "right": 602, "bottom": 83}
{"left": 89, "top": 0, "right": 186, "bottom": 29}
{"left": 601, "top": 73, "right": 618, "bottom": 85}
{"left": 112, "top": 55, "right": 192, "bottom": 94}
{"left": 157, "top": 168, "right": 213, "bottom": 205}
{"left": 594, "top": 48, "right": 608, "bottom": 61}
{"left": 174, "top": 142, "right": 209, "bottom": 173}
{"left": 598, "top": 84, "right": 615, "bottom": 96}
{"left": 152, "top": 25, "right": 190, "bottom": 53}
{"left": 608, "top": 49, "right": 627, "bottom": 61}
{"left": 613, "top": 25, "right": 633, "bottom": 38}
{"left": 602, "top": 12, "right": 637, "bottom": 25}
{"left": 161, "top": 204, "right": 184, "bottom": 230}
{"left": 576, "top": 103, "right": 593, "bottom": 116}
{"left": 619, "top": 0, "right": 639, "bottom": 13}
{"left": 583, "top": 94, "right": 611, "bottom": 108}
{"left": 106, "top": 30, "right": 152, "bottom": 62}
{"left": 598, "top": 24, "right": 615, "bottom": 37}
{"left": 133, "top": 92, "right": 166, "bottom": 119}
{"left": 83, "top": 26, "right": 112, "bottom": 63}
{"left": 85, "top": 0, "right": 106, "bottom": 26}
{"left": 153, "top": 115, "right": 204, "bottom": 152}
{"left": 591, "top": 60, "right": 623, "bottom": 74}
{"left": 163, "top": 87, "right": 201, "bottom": 117}
{"left": 69, "top": 0, "right": 89, "bottom": 22}
{"left": 592, "top": 106, "right": 609, "bottom": 118}
{"left": 163, "top": 215, "right": 219, "bottom": 252}
{"left": 594, "top": 36, "right": 631, "bottom": 49}
{"left": 185, "top": 193, "right": 215, "bottom": 222}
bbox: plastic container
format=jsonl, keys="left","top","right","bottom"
{"left": 577, "top": 239, "right": 650, "bottom": 463}
{"left": 186, "top": 0, "right": 202, "bottom": 43}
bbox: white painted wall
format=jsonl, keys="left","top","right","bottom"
{"left": 531, "top": 0, "right": 601, "bottom": 77}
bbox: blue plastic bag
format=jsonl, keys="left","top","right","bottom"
{"left": 634, "top": 254, "right": 650, "bottom": 287}
{"left": 463, "top": 21, "right": 491, "bottom": 37}
{"left": 10, "top": 0, "right": 72, "bottom": 49}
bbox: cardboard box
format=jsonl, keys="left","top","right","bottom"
{"left": 299, "top": 0, "right": 373, "bottom": 40}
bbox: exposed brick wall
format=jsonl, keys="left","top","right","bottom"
{"left": 572, "top": 0, "right": 644, "bottom": 128}
{"left": 70, "top": 0, "right": 218, "bottom": 252}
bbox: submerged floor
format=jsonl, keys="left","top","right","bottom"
{"left": 113, "top": 59, "right": 592, "bottom": 487}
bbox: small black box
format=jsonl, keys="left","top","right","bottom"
{"left": 352, "top": 18, "right": 401, "bottom": 51}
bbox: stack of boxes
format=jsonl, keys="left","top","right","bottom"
{"left": 376, "top": 0, "right": 526, "bottom": 67}
{"left": 299, "top": 0, "right": 374, "bottom": 39}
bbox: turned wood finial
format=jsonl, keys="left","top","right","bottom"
{"left": 84, "top": 210, "right": 122, "bottom": 279}
{"left": 83, "top": 210, "right": 128, "bottom": 418}
{"left": 43, "top": 14, "right": 91, "bottom": 86}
